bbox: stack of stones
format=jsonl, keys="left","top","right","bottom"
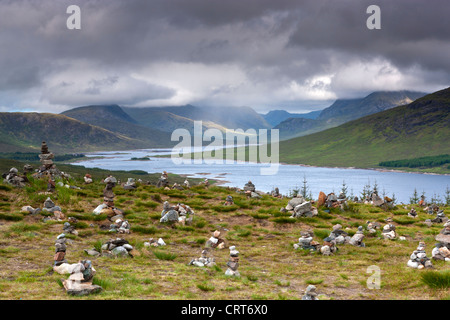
{"left": 21, "top": 205, "right": 41, "bottom": 215}
{"left": 36, "top": 141, "right": 71, "bottom": 181}
{"left": 188, "top": 248, "right": 216, "bottom": 267}
{"left": 84, "top": 174, "right": 93, "bottom": 184}
{"left": 172, "top": 183, "right": 184, "bottom": 190}
{"left": 243, "top": 180, "right": 255, "bottom": 195}
{"left": 371, "top": 192, "right": 384, "bottom": 207}
{"left": 382, "top": 223, "right": 397, "bottom": 240}
{"left": 366, "top": 221, "right": 381, "bottom": 235}
{"left": 302, "top": 285, "right": 319, "bottom": 300}
{"left": 2, "top": 167, "right": 28, "bottom": 188}
{"left": 349, "top": 226, "right": 365, "bottom": 247}
{"left": 433, "top": 221, "right": 450, "bottom": 262}
{"left": 328, "top": 224, "right": 351, "bottom": 245}
{"left": 109, "top": 218, "right": 131, "bottom": 234}
{"left": 224, "top": 195, "right": 234, "bottom": 206}
{"left": 101, "top": 238, "right": 135, "bottom": 258}
{"left": 43, "top": 197, "right": 65, "bottom": 220}
{"left": 160, "top": 201, "right": 194, "bottom": 224}
{"left": 293, "top": 231, "right": 320, "bottom": 251}
{"left": 54, "top": 234, "right": 68, "bottom": 266}
{"left": 320, "top": 237, "right": 338, "bottom": 256}
{"left": 407, "top": 242, "right": 433, "bottom": 269}
{"left": 225, "top": 246, "right": 240, "bottom": 277}
{"left": 144, "top": 238, "right": 166, "bottom": 248}
{"left": 408, "top": 208, "right": 418, "bottom": 218}
{"left": 63, "top": 222, "right": 78, "bottom": 236}
{"left": 271, "top": 187, "right": 282, "bottom": 198}
{"left": 183, "top": 179, "right": 190, "bottom": 188}
{"left": 123, "top": 178, "right": 137, "bottom": 190}
{"left": 156, "top": 171, "right": 169, "bottom": 188}
{"left": 281, "top": 194, "right": 318, "bottom": 218}
{"left": 93, "top": 176, "right": 124, "bottom": 221}
{"left": 431, "top": 210, "right": 448, "bottom": 224}
{"left": 61, "top": 260, "right": 102, "bottom": 296}
{"left": 205, "top": 230, "right": 225, "bottom": 249}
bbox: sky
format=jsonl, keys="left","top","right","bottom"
{"left": 0, "top": 0, "right": 449, "bottom": 114}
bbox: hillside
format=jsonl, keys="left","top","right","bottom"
{"left": 61, "top": 105, "right": 173, "bottom": 147}
{"left": 279, "top": 87, "right": 450, "bottom": 170}
{"left": 275, "top": 91, "right": 427, "bottom": 140}
{"left": 261, "top": 109, "right": 322, "bottom": 127}
{"left": 0, "top": 112, "right": 159, "bottom": 153}
{"left": 123, "top": 105, "right": 271, "bottom": 132}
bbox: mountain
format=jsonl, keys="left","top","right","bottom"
{"left": 261, "top": 109, "right": 322, "bottom": 127}
{"left": 61, "top": 104, "right": 172, "bottom": 147}
{"left": 279, "top": 87, "right": 450, "bottom": 169}
{"left": 0, "top": 112, "right": 158, "bottom": 153}
{"left": 123, "top": 105, "right": 271, "bottom": 133}
{"left": 275, "top": 90, "right": 427, "bottom": 140}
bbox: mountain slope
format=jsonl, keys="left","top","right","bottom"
{"left": 275, "top": 90, "right": 427, "bottom": 140}
{"left": 0, "top": 112, "right": 154, "bottom": 153}
{"left": 61, "top": 105, "right": 172, "bottom": 147}
{"left": 261, "top": 109, "right": 322, "bottom": 127}
{"left": 279, "top": 87, "right": 450, "bottom": 168}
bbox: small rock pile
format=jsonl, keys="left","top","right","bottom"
{"left": 101, "top": 238, "right": 135, "bottom": 258}
{"left": 42, "top": 197, "right": 65, "bottom": 220}
{"left": 293, "top": 231, "right": 320, "bottom": 251}
{"left": 382, "top": 223, "right": 397, "bottom": 240}
{"left": 281, "top": 195, "right": 318, "bottom": 218}
{"left": 123, "top": 178, "right": 137, "bottom": 190}
{"left": 366, "top": 221, "right": 381, "bottom": 234}
{"left": 225, "top": 246, "right": 240, "bottom": 277}
{"left": 84, "top": 174, "right": 93, "bottom": 184}
{"left": 431, "top": 210, "right": 448, "bottom": 224}
{"left": 2, "top": 167, "right": 28, "bottom": 188}
{"left": 34, "top": 141, "right": 71, "bottom": 181}
{"left": 63, "top": 222, "right": 78, "bottom": 236}
{"left": 21, "top": 205, "right": 41, "bottom": 215}
{"left": 407, "top": 242, "right": 433, "bottom": 269}
{"left": 183, "top": 179, "right": 190, "bottom": 188}
{"left": 328, "top": 224, "right": 351, "bottom": 245}
{"left": 188, "top": 248, "right": 216, "bottom": 268}
{"left": 270, "top": 187, "right": 282, "bottom": 198}
{"left": 172, "top": 183, "right": 184, "bottom": 190}
{"left": 243, "top": 181, "right": 261, "bottom": 198}
{"left": 349, "top": 226, "right": 365, "bottom": 247}
{"left": 156, "top": 171, "right": 169, "bottom": 188}
{"left": 54, "top": 234, "right": 68, "bottom": 266}
{"left": 320, "top": 237, "right": 338, "bottom": 256}
{"left": 317, "top": 192, "right": 346, "bottom": 208}
{"left": 433, "top": 221, "right": 450, "bottom": 262}
{"left": 160, "top": 201, "right": 194, "bottom": 224}
{"left": 408, "top": 208, "right": 418, "bottom": 218}
{"left": 144, "top": 238, "right": 166, "bottom": 248}
{"left": 93, "top": 176, "right": 124, "bottom": 221}
{"left": 109, "top": 218, "right": 131, "bottom": 234}
{"left": 205, "top": 230, "right": 225, "bottom": 249}
{"left": 56, "top": 260, "right": 102, "bottom": 296}
{"left": 224, "top": 195, "right": 234, "bottom": 206}
{"left": 302, "top": 285, "right": 319, "bottom": 300}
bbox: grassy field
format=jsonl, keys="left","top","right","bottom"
{"left": 0, "top": 167, "right": 449, "bottom": 300}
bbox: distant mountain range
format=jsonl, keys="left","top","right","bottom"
{"left": 275, "top": 90, "right": 427, "bottom": 140}
{"left": 260, "top": 109, "right": 322, "bottom": 127}
{"left": 279, "top": 87, "right": 450, "bottom": 169}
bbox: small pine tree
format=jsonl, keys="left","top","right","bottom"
{"left": 341, "top": 180, "right": 348, "bottom": 198}
{"left": 301, "top": 175, "right": 309, "bottom": 199}
{"left": 445, "top": 186, "right": 450, "bottom": 206}
{"left": 410, "top": 188, "right": 419, "bottom": 204}
{"left": 361, "top": 179, "right": 371, "bottom": 200}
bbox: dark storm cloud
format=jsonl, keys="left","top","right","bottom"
{"left": 0, "top": 0, "right": 448, "bottom": 112}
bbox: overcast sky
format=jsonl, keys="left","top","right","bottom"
{"left": 0, "top": 0, "right": 449, "bottom": 113}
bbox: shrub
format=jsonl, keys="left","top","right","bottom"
{"left": 153, "top": 250, "right": 177, "bottom": 261}
{"left": 421, "top": 270, "right": 450, "bottom": 289}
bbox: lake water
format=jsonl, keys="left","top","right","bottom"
{"left": 70, "top": 148, "right": 449, "bottom": 204}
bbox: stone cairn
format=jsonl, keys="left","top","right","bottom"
{"left": 317, "top": 191, "right": 346, "bottom": 209}
{"left": 349, "top": 226, "right": 365, "bottom": 247}
{"left": 407, "top": 242, "right": 433, "bottom": 269}
{"left": 188, "top": 248, "right": 216, "bottom": 268}
{"left": 320, "top": 236, "right": 338, "bottom": 256}
{"left": 42, "top": 197, "right": 65, "bottom": 220}
{"left": 431, "top": 210, "right": 448, "bottom": 224}
{"left": 109, "top": 218, "right": 131, "bottom": 234}
{"left": 205, "top": 230, "right": 225, "bottom": 249}
{"left": 93, "top": 176, "right": 124, "bottom": 221}
{"left": 172, "top": 182, "right": 184, "bottom": 190}
{"left": 366, "top": 221, "right": 381, "bottom": 235}
{"left": 293, "top": 231, "right": 320, "bottom": 251}
{"left": 160, "top": 201, "right": 194, "bottom": 224}
{"left": 156, "top": 171, "right": 169, "bottom": 188}
{"left": 382, "top": 223, "right": 397, "bottom": 240}
{"left": 271, "top": 187, "right": 282, "bottom": 198}
{"left": 224, "top": 195, "right": 234, "bottom": 206}
{"left": 328, "top": 224, "right": 351, "bottom": 245}
{"left": 61, "top": 260, "right": 102, "bottom": 296}
{"left": 54, "top": 233, "right": 68, "bottom": 266}
{"left": 21, "top": 205, "right": 41, "bottom": 215}
{"left": 36, "top": 141, "right": 71, "bottom": 183}
{"left": 84, "top": 174, "right": 93, "bottom": 184}
{"left": 432, "top": 221, "right": 450, "bottom": 262}
{"left": 123, "top": 178, "right": 137, "bottom": 190}
{"left": 302, "top": 285, "right": 319, "bottom": 300}
{"left": 63, "top": 222, "right": 78, "bottom": 236}
{"left": 2, "top": 167, "right": 28, "bottom": 188}
{"left": 408, "top": 208, "right": 418, "bottom": 218}
{"left": 281, "top": 194, "right": 318, "bottom": 218}
{"left": 100, "top": 238, "right": 135, "bottom": 258}
{"left": 144, "top": 238, "right": 166, "bottom": 248}
{"left": 243, "top": 180, "right": 256, "bottom": 195}
{"left": 183, "top": 179, "right": 190, "bottom": 188}
{"left": 225, "top": 246, "right": 240, "bottom": 277}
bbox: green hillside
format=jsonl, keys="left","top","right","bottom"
{"left": 0, "top": 112, "right": 158, "bottom": 153}
{"left": 278, "top": 87, "right": 450, "bottom": 171}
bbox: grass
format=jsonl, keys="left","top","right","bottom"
{"left": 421, "top": 270, "right": 450, "bottom": 289}
{"left": 153, "top": 250, "right": 177, "bottom": 261}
